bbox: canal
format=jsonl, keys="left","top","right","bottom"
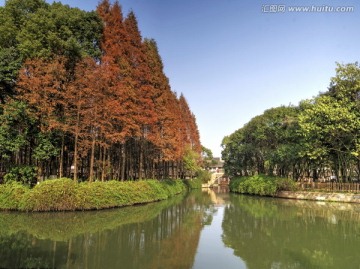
{"left": 1, "top": 188, "right": 360, "bottom": 268}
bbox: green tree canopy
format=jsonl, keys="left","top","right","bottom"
{"left": 223, "top": 62, "right": 360, "bottom": 182}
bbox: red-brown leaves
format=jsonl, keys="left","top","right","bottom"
{"left": 15, "top": 1, "right": 202, "bottom": 180}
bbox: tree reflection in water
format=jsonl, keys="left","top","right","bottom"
{"left": 0, "top": 190, "right": 215, "bottom": 269}
{"left": 222, "top": 194, "right": 360, "bottom": 269}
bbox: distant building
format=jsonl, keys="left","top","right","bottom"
{"left": 208, "top": 157, "right": 224, "bottom": 173}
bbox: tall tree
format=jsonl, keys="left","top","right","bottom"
{"left": 97, "top": 0, "right": 134, "bottom": 180}
{"left": 16, "top": 57, "right": 68, "bottom": 180}
{"left": 299, "top": 63, "right": 360, "bottom": 181}
{"left": 0, "top": 0, "right": 202, "bottom": 183}
{"left": 222, "top": 106, "right": 302, "bottom": 178}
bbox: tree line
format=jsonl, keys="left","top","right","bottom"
{"left": 0, "top": 0, "right": 201, "bottom": 183}
{"left": 222, "top": 63, "right": 360, "bottom": 182}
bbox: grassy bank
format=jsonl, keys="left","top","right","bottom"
{"left": 229, "top": 175, "right": 298, "bottom": 196}
{"left": 0, "top": 178, "right": 186, "bottom": 212}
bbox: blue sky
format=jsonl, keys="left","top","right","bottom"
{"left": 1, "top": 0, "right": 359, "bottom": 157}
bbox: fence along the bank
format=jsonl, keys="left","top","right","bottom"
{"left": 299, "top": 182, "right": 360, "bottom": 192}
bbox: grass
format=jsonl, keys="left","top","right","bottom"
{"left": 0, "top": 178, "right": 186, "bottom": 212}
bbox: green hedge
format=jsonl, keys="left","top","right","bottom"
{"left": 229, "top": 175, "right": 298, "bottom": 196}
{"left": 0, "top": 178, "right": 186, "bottom": 212}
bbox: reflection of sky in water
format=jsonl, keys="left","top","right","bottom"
{"left": 193, "top": 206, "right": 246, "bottom": 269}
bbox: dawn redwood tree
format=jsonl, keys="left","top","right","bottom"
{"left": 63, "top": 56, "right": 122, "bottom": 182}
{"left": 97, "top": 0, "right": 137, "bottom": 180}
{"left": 65, "top": 58, "right": 94, "bottom": 182}
{"left": 178, "top": 94, "right": 202, "bottom": 177}
{"left": 16, "top": 57, "right": 67, "bottom": 132}
{"left": 124, "top": 12, "right": 159, "bottom": 179}
{"left": 1, "top": 0, "right": 202, "bottom": 183}
{"left": 142, "top": 39, "right": 173, "bottom": 177}
{"left": 16, "top": 56, "right": 111, "bottom": 182}
{"left": 162, "top": 91, "right": 185, "bottom": 178}
{"left": 179, "top": 94, "right": 201, "bottom": 153}
{"left": 178, "top": 94, "right": 191, "bottom": 150}
{"left": 16, "top": 57, "right": 67, "bottom": 180}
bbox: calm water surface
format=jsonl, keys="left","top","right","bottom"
{"left": 1, "top": 188, "right": 360, "bottom": 269}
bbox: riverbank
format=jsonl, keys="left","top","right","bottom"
{"left": 277, "top": 190, "right": 360, "bottom": 203}
{"left": 0, "top": 178, "right": 190, "bottom": 212}
{"left": 229, "top": 175, "right": 360, "bottom": 204}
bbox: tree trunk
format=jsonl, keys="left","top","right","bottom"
{"left": 73, "top": 102, "right": 81, "bottom": 182}
{"left": 121, "top": 143, "right": 126, "bottom": 181}
{"left": 139, "top": 140, "right": 144, "bottom": 179}
{"left": 89, "top": 135, "right": 96, "bottom": 182}
{"left": 59, "top": 134, "right": 64, "bottom": 178}
{"left": 101, "top": 146, "right": 106, "bottom": 182}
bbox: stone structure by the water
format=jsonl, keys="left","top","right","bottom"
{"left": 277, "top": 191, "right": 360, "bottom": 203}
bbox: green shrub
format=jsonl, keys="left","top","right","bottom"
{"left": 229, "top": 175, "right": 298, "bottom": 196}
{"left": 0, "top": 181, "right": 29, "bottom": 210}
{"left": 276, "top": 177, "right": 298, "bottom": 191}
{"left": 160, "top": 180, "right": 183, "bottom": 195}
{"left": 3, "top": 166, "right": 37, "bottom": 187}
{"left": 77, "top": 181, "right": 119, "bottom": 210}
{"left": 77, "top": 180, "right": 182, "bottom": 210}
{"left": 19, "top": 178, "right": 79, "bottom": 211}
{"left": 146, "top": 180, "right": 169, "bottom": 200}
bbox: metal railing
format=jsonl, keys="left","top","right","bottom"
{"left": 299, "top": 182, "right": 360, "bottom": 192}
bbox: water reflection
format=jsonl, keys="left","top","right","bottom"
{"left": 2, "top": 189, "right": 360, "bottom": 269}
{"left": 222, "top": 195, "right": 360, "bottom": 269}
{"left": 0, "top": 191, "right": 214, "bottom": 269}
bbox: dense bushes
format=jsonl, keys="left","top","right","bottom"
{"left": 183, "top": 178, "right": 202, "bottom": 189}
{"left": 0, "top": 181, "right": 29, "bottom": 210}
{"left": 0, "top": 178, "right": 186, "bottom": 212}
{"left": 20, "top": 178, "right": 79, "bottom": 211}
{"left": 3, "top": 166, "right": 37, "bottom": 186}
{"left": 229, "top": 175, "right": 298, "bottom": 196}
